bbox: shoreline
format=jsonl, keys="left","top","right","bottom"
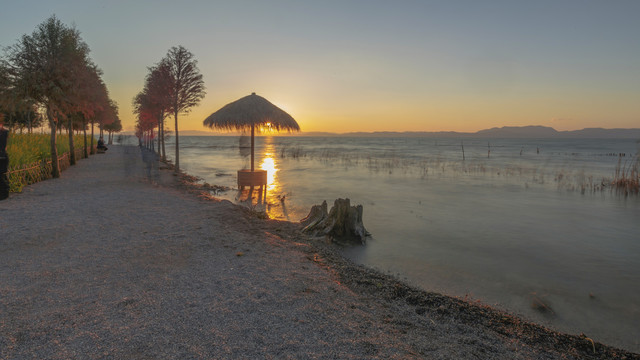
{"left": 1, "top": 144, "right": 637, "bottom": 359}
{"left": 171, "top": 151, "right": 638, "bottom": 359}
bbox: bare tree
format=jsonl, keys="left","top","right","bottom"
{"left": 163, "top": 46, "right": 205, "bottom": 172}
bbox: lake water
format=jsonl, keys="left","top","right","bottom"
{"left": 122, "top": 135, "right": 639, "bottom": 352}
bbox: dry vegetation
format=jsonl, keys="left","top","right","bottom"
{"left": 612, "top": 156, "right": 640, "bottom": 196}
{"left": 278, "top": 145, "right": 640, "bottom": 196}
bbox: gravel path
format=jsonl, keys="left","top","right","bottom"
{"left": 0, "top": 145, "right": 636, "bottom": 359}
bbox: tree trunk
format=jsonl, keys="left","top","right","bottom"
{"left": 90, "top": 121, "right": 95, "bottom": 154}
{"left": 157, "top": 115, "right": 161, "bottom": 157}
{"left": 301, "top": 198, "right": 370, "bottom": 244}
{"left": 47, "top": 108, "right": 60, "bottom": 178}
{"left": 68, "top": 117, "right": 76, "bottom": 166}
{"left": 174, "top": 110, "right": 179, "bottom": 172}
{"left": 27, "top": 108, "right": 32, "bottom": 134}
{"left": 161, "top": 113, "right": 166, "bottom": 161}
{"left": 83, "top": 126, "right": 88, "bottom": 158}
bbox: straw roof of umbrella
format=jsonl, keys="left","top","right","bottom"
{"left": 203, "top": 92, "right": 300, "bottom": 132}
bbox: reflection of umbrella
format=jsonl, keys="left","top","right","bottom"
{"left": 203, "top": 93, "right": 300, "bottom": 171}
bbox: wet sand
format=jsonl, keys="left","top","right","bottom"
{"left": 0, "top": 145, "right": 636, "bottom": 359}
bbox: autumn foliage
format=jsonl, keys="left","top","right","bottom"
{"left": 133, "top": 46, "right": 205, "bottom": 170}
{"left": 0, "top": 15, "right": 120, "bottom": 177}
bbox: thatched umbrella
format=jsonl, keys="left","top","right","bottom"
{"left": 203, "top": 93, "right": 300, "bottom": 172}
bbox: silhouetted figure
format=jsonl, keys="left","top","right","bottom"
{"left": 97, "top": 137, "right": 108, "bottom": 152}
{"left": 0, "top": 118, "right": 9, "bottom": 200}
{"left": 141, "top": 147, "right": 158, "bottom": 181}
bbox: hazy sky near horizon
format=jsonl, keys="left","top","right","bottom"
{"left": 1, "top": 0, "right": 639, "bottom": 133}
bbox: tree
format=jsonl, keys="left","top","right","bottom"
{"left": 0, "top": 59, "right": 13, "bottom": 116}
{"left": 163, "top": 46, "right": 205, "bottom": 172}
{"left": 2, "top": 103, "right": 43, "bottom": 133}
{"left": 70, "top": 62, "right": 117, "bottom": 159}
{"left": 103, "top": 118, "right": 122, "bottom": 144}
{"left": 66, "top": 61, "right": 104, "bottom": 164}
{"left": 88, "top": 78, "right": 112, "bottom": 154}
{"left": 1, "top": 52, "right": 42, "bottom": 133}
{"left": 3, "top": 16, "right": 91, "bottom": 177}
{"left": 133, "top": 97, "right": 158, "bottom": 150}
{"left": 133, "top": 61, "right": 173, "bottom": 160}
{"left": 95, "top": 99, "right": 118, "bottom": 144}
{"left": 146, "top": 61, "right": 173, "bottom": 161}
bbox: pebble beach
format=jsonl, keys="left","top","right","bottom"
{"left": 0, "top": 145, "right": 637, "bottom": 359}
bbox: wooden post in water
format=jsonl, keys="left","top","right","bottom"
{"left": 461, "top": 141, "right": 465, "bottom": 161}
{"left": 251, "top": 123, "right": 255, "bottom": 172}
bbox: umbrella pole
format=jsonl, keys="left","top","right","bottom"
{"left": 251, "top": 123, "right": 255, "bottom": 171}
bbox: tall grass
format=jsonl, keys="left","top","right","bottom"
{"left": 612, "top": 156, "right": 639, "bottom": 196}
{"left": 5, "top": 133, "right": 91, "bottom": 192}
{"left": 7, "top": 133, "right": 89, "bottom": 169}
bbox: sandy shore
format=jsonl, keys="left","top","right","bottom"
{"left": 0, "top": 145, "right": 636, "bottom": 359}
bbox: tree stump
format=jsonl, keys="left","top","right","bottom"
{"left": 300, "top": 198, "right": 370, "bottom": 244}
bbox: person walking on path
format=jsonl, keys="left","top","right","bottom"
{"left": 0, "top": 117, "right": 9, "bottom": 200}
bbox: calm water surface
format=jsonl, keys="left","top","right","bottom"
{"left": 131, "top": 135, "right": 639, "bottom": 352}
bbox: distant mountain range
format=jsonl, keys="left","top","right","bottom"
{"left": 141, "top": 126, "right": 640, "bottom": 138}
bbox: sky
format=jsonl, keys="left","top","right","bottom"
{"left": 1, "top": 0, "right": 639, "bottom": 134}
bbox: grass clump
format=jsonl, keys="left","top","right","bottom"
{"left": 612, "top": 156, "right": 639, "bottom": 196}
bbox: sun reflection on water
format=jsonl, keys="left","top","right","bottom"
{"left": 260, "top": 137, "right": 278, "bottom": 192}
{"left": 260, "top": 156, "right": 278, "bottom": 191}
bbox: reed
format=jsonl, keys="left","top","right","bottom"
{"left": 612, "top": 156, "right": 639, "bottom": 196}
{"left": 276, "top": 141, "right": 639, "bottom": 196}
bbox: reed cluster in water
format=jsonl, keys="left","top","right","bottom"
{"left": 612, "top": 156, "right": 639, "bottom": 196}
{"left": 277, "top": 144, "right": 639, "bottom": 196}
